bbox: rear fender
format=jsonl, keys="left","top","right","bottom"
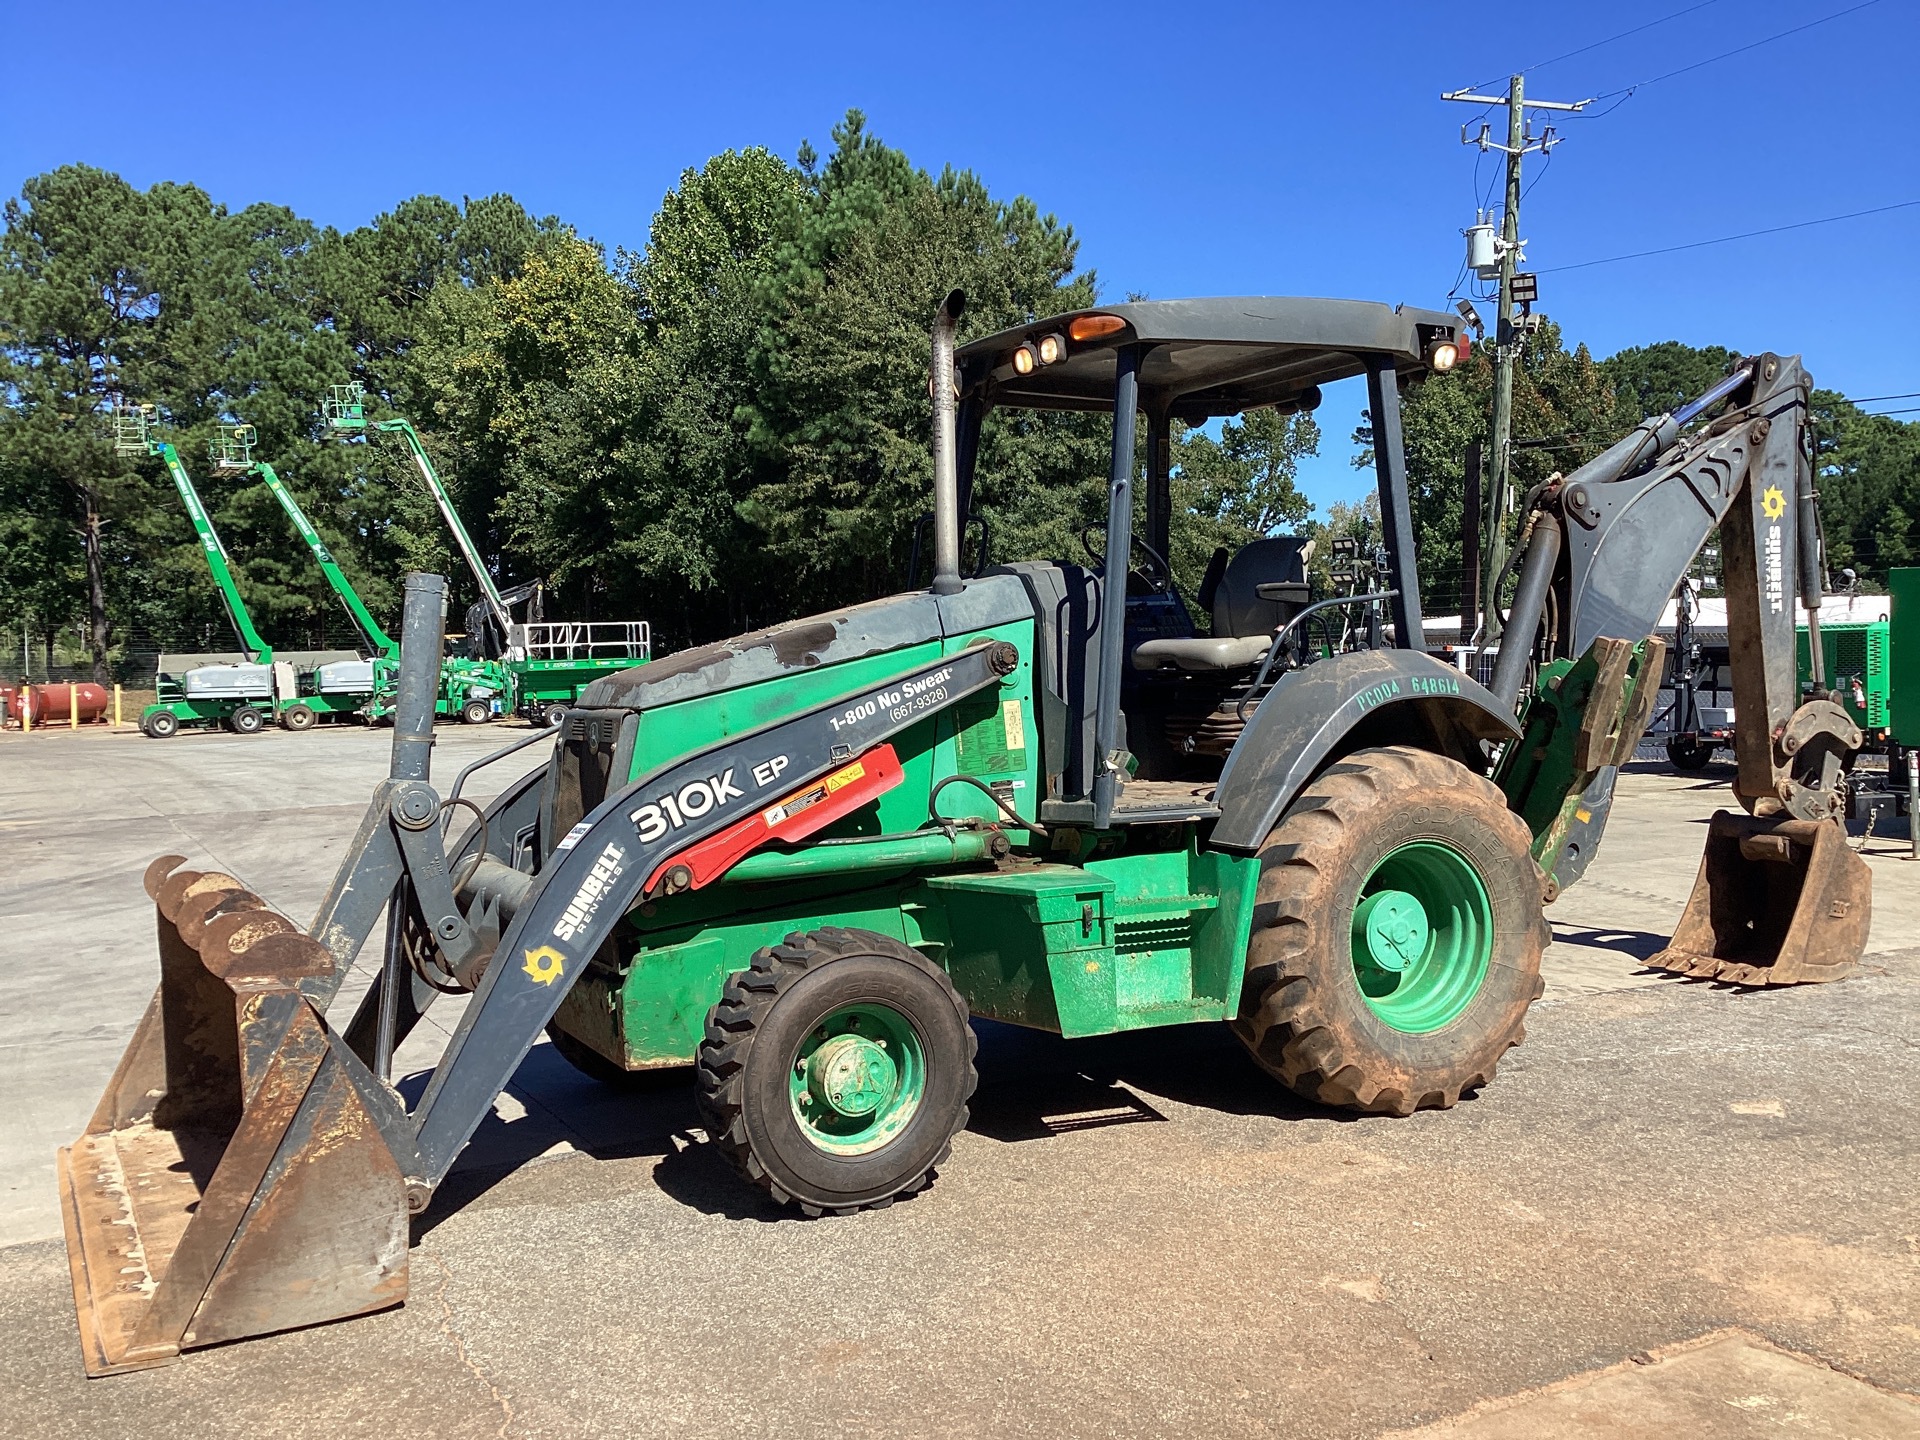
{"left": 1210, "top": 650, "right": 1520, "bottom": 852}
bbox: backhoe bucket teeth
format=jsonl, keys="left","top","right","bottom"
{"left": 57, "top": 857, "right": 410, "bottom": 1376}
{"left": 1648, "top": 812, "right": 1872, "bottom": 985}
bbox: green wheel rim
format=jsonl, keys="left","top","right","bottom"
{"left": 1349, "top": 840, "right": 1494, "bottom": 1033}
{"left": 787, "top": 1002, "right": 926, "bottom": 1155}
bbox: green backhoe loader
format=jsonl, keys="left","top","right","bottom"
{"left": 62, "top": 296, "right": 1871, "bottom": 1374}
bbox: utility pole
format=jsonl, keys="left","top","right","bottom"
{"left": 1442, "top": 75, "right": 1589, "bottom": 646}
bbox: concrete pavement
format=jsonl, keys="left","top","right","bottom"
{"left": 1, "top": 725, "right": 1914, "bottom": 1437}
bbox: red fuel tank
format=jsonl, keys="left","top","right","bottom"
{"left": 19, "top": 683, "right": 111, "bottom": 726}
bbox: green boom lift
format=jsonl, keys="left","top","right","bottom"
{"left": 324, "top": 382, "right": 650, "bottom": 724}
{"left": 213, "top": 424, "right": 508, "bottom": 728}
{"left": 64, "top": 297, "right": 1873, "bottom": 1374}
{"left": 208, "top": 424, "right": 379, "bottom": 730}
{"left": 115, "top": 406, "right": 287, "bottom": 738}
{"left": 318, "top": 387, "right": 514, "bottom": 724}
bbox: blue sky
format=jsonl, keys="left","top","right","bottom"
{"left": 6, "top": 0, "right": 1915, "bottom": 511}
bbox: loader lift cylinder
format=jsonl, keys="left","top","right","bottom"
{"left": 390, "top": 572, "right": 446, "bottom": 783}
{"left": 1490, "top": 513, "right": 1562, "bottom": 709}
{"left": 375, "top": 573, "right": 448, "bottom": 1081}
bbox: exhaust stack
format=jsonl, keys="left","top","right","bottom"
{"left": 929, "top": 289, "right": 967, "bottom": 596}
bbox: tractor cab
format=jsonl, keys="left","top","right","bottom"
{"left": 954, "top": 297, "right": 1468, "bottom": 786}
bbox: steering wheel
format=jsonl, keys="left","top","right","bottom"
{"left": 1080, "top": 523, "right": 1175, "bottom": 594}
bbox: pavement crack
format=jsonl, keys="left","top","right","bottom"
{"left": 430, "top": 1251, "right": 517, "bottom": 1438}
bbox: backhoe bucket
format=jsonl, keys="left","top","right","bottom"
{"left": 1647, "top": 811, "right": 1872, "bottom": 985}
{"left": 57, "top": 857, "right": 410, "bottom": 1375}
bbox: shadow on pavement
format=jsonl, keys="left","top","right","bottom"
{"left": 1551, "top": 922, "right": 1672, "bottom": 962}
{"left": 409, "top": 1018, "right": 1360, "bottom": 1232}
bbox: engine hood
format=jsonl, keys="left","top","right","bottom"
{"left": 577, "top": 576, "right": 1034, "bottom": 712}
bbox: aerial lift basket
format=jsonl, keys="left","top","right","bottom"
{"left": 56, "top": 858, "right": 410, "bottom": 1375}
{"left": 1648, "top": 809, "right": 1873, "bottom": 985}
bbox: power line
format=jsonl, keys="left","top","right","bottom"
{"left": 1591, "top": 0, "right": 1884, "bottom": 100}
{"left": 1841, "top": 391, "right": 1920, "bottom": 405}
{"left": 1464, "top": 0, "right": 1727, "bottom": 91}
{"left": 1538, "top": 198, "right": 1920, "bottom": 272}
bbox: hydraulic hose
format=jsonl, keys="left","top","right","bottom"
{"left": 930, "top": 773, "right": 1050, "bottom": 837}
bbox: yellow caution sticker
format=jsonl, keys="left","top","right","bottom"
{"left": 522, "top": 945, "right": 566, "bottom": 985}
{"left": 1761, "top": 484, "right": 1787, "bottom": 521}
{"left": 822, "top": 759, "right": 866, "bottom": 794}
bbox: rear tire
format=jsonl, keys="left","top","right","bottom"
{"left": 542, "top": 703, "right": 568, "bottom": 728}
{"left": 461, "top": 699, "right": 492, "bottom": 725}
{"left": 228, "top": 706, "right": 265, "bottom": 735}
{"left": 142, "top": 710, "right": 178, "bottom": 739}
{"left": 279, "top": 703, "right": 316, "bottom": 732}
{"left": 1666, "top": 738, "right": 1714, "bottom": 771}
{"left": 697, "top": 928, "right": 976, "bottom": 1216}
{"left": 1231, "top": 745, "right": 1547, "bottom": 1116}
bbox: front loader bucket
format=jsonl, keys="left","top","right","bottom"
{"left": 1647, "top": 812, "right": 1872, "bottom": 986}
{"left": 57, "top": 857, "right": 411, "bottom": 1376}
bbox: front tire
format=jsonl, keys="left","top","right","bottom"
{"left": 279, "top": 703, "right": 316, "bottom": 732}
{"left": 697, "top": 928, "right": 976, "bottom": 1216}
{"left": 142, "top": 710, "right": 179, "bottom": 739}
{"left": 1231, "top": 745, "right": 1547, "bottom": 1116}
{"left": 228, "top": 706, "right": 265, "bottom": 735}
{"left": 461, "top": 699, "right": 492, "bottom": 725}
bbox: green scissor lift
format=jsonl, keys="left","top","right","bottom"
{"left": 116, "top": 407, "right": 286, "bottom": 738}
{"left": 324, "top": 383, "right": 649, "bottom": 724}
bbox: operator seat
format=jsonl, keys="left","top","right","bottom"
{"left": 1131, "top": 537, "right": 1315, "bottom": 672}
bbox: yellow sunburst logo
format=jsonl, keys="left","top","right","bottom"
{"left": 522, "top": 946, "right": 566, "bottom": 985}
{"left": 1761, "top": 485, "right": 1787, "bottom": 521}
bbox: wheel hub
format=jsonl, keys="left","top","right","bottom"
{"left": 1348, "top": 840, "right": 1495, "bottom": 1033}
{"left": 805, "top": 1034, "right": 897, "bottom": 1119}
{"left": 1352, "top": 890, "right": 1429, "bottom": 972}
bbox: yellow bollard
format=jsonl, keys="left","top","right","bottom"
{"left": 114, "top": 684, "right": 123, "bottom": 728}
{"left": 21, "top": 685, "right": 30, "bottom": 734}
{"left": 70, "top": 684, "right": 79, "bottom": 730}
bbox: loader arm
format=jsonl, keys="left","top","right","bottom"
{"left": 55, "top": 572, "right": 1023, "bottom": 1373}
{"left": 1491, "top": 354, "right": 1869, "bottom": 983}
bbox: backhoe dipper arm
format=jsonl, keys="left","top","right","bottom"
{"left": 154, "top": 442, "right": 274, "bottom": 663}
{"left": 1497, "top": 354, "right": 1859, "bottom": 848}
{"left": 252, "top": 461, "right": 397, "bottom": 657}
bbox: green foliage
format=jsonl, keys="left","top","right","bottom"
{"left": 738, "top": 112, "right": 1100, "bottom": 613}
{"left": 1358, "top": 322, "right": 1632, "bottom": 612}
{"left": 1168, "top": 409, "right": 1319, "bottom": 595}
{"left": 6, "top": 142, "right": 1918, "bottom": 679}
{"left": 1601, "top": 340, "right": 1739, "bottom": 420}
{"left": 1812, "top": 391, "right": 1920, "bottom": 579}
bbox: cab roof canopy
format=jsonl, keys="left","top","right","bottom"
{"left": 956, "top": 297, "right": 1463, "bottom": 423}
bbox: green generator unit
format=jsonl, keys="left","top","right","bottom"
{"left": 1797, "top": 618, "right": 1891, "bottom": 745}
{"left": 1891, "top": 568, "right": 1919, "bottom": 748}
